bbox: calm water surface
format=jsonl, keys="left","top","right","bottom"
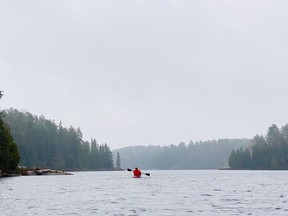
{"left": 1, "top": 170, "right": 288, "bottom": 215}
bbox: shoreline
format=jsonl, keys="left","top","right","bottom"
{"left": 0, "top": 168, "right": 125, "bottom": 177}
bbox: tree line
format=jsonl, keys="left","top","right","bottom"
{"left": 114, "top": 139, "right": 249, "bottom": 169}
{"left": 3, "top": 108, "right": 115, "bottom": 170}
{"left": 228, "top": 124, "right": 288, "bottom": 169}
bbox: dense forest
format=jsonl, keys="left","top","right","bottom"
{"left": 0, "top": 92, "right": 20, "bottom": 172}
{"left": 3, "top": 108, "right": 114, "bottom": 170}
{"left": 229, "top": 124, "right": 288, "bottom": 170}
{"left": 114, "top": 139, "right": 249, "bottom": 169}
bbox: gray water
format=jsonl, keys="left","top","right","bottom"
{"left": 1, "top": 170, "right": 288, "bottom": 215}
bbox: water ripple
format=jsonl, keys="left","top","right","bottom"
{"left": 1, "top": 170, "right": 288, "bottom": 215}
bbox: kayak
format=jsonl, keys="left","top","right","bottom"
{"left": 133, "top": 176, "right": 141, "bottom": 178}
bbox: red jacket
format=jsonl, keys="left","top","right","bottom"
{"left": 133, "top": 169, "right": 141, "bottom": 177}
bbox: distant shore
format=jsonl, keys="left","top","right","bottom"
{"left": 218, "top": 167, "right": 288, "bottom": 170}
{"left": 0, "top": 167, "right": 125, "bottom": 177}
{"left": 65, "top": 168, "right": 124, "bottom": 172}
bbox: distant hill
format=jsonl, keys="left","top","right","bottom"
{"left": 113, "top": 139, "right": 250, "bottom": 170}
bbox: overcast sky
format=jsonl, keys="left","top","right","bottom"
{"left": 1, "top": 0, "right": 288, "bottom": 149}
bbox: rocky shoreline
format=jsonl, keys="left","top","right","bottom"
{"left": 22, "top": 168, "right": 73, "bottom": 176}
{"left": 0, "top": 168, "right": 72, "bottom": 177}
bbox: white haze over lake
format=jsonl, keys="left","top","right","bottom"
{"left": 1, "top": 0, "right": 288, "bottom": 149}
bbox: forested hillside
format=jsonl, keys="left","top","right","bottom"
{"left": 229, "top": 124, "right": 288, "bottom": 169}
{"left": 114, "top": 139, "right": 249, "bottom": 170}
{"left": 4, "top": 108, "right": 114, "bottom": 170}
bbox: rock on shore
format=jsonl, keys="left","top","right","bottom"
{"left": 20, "top": 168, "right": 73, "bottom": 176}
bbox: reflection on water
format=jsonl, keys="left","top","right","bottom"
{"left": 1, "top": 170, "right": 288, "bottom": 215}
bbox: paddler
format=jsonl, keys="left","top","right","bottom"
{"left": 133, "top": 167, "right": 142, "bottom": 178}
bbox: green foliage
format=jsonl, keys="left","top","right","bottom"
{"left": 0, "top": 93, "right": 20, "bottom": 172}
{"left": 229, "top": 124, "right": 288, "bottom": 169}
{"left": 0, "top": 115, "right": 20, "bottom": 171}
{"left": 101, "top": 143, "right": 114, "bottom": 169}
{"left": 228, "top": 148, "right": 252, "bottom": 169}
{"left": 3, "top": 109, "right": 114, "bottom": 170}
{"left": 115, "top": 152, "right": 121, "bottom": 169}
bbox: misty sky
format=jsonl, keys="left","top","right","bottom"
{"left": 1, "top": 0, "right": 288, "bottom": 149}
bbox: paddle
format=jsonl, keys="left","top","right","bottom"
{"left": 127, "top": 168, "right": 150, "bottom": 176}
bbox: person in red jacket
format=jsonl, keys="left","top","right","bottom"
{"left": 133, "top": 167, "right": 142, "bottom": 178}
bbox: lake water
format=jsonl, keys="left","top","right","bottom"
{"left": 1, "top": 170, "right": 288, "bottom": 215}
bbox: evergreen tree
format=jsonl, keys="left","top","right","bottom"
{"left": 243, "top": 149, "right": 253, "bottom": 169}
{"left": 251, "top": 135, "right": 270, "bottom": 169}
{"left": 101, "top": 143, "right": 114, "bottom": 169}
{"left": 116, "top": 152, "right": 121, "bottom": 169}
{"left": 228, "top": 150, "right": 238, "bottom": 168}
{"left": 280, "top": 124, "right": 288, "bottom": 166}
{"left": 0, "top": 117, "right": 20, "bottom": 171}
{"left": 228, "top": 148, "right": 252, "bottom": 169}
{"left": 0, "top": 92, "right": 20, "bottom": 172}
{"left": 89, "top": 139, "right": 100, "bottom": 169}
{"left": 266, "top": 124, "right": 285, "bottom": 168}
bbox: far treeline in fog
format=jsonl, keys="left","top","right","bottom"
{"left": 4, "top": 109, "right": 114, "bottom": 170}
{"left": 113, "top": 139, "right": 250, "bottom": 170}
{"left": 229, "top": 124, "right": 288, "bottom": 170}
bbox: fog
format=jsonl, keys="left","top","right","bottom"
{"left": 1, "top": 0, "right": 288, "bottom": 149}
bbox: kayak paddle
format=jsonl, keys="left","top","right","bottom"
{"left": 127, "top": 168, "right": 150, "bottom": 176}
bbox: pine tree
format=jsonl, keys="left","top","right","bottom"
{"left": 0, "top": 92, "right": 20, "bottom": 172}
{"left": 89, "top": 139, "right": 99, "bottom": 169}
{"left": 116, "top": 152, "right": 121, "bottom": 169}
{"left": 102, "top": 143, "right": 114, "bottom": 169}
